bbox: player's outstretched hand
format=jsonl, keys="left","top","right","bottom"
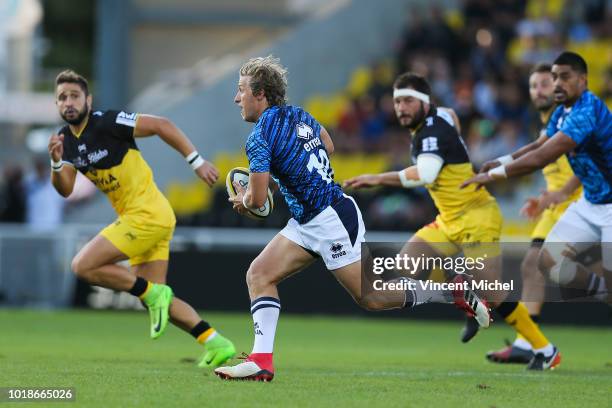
{"left": 460, "top": 172, "right": 492, "bottom": 189}
{"left": 479, "top": 159, "right": 501, "bottom": 174}
{"left": 196, "top": 161, "right": 220, "bottom": 187}
{"left": 343, "top": 174, "right": 379, "bottom": 189}
{"left": 535, "top": 190, "right": 567, "bottom": 215}
{"left": 228, "top": 181, "right": 249, "bottom": 216}
{"left": 520, "top": 197, "right": 540, "bottom": 219}
{"left": 48, "top": 133, "right": 64, "bottom": 162}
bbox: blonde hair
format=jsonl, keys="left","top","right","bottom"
{"left": 240, "top": 55, "right": 288, "bottom": 106}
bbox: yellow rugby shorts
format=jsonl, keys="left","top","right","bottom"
{"left": 100, "top": 216, "right": 174, "bottom": 266}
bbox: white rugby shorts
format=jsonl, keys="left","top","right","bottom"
{"left": 280, "top": 195, "right": 366, "bottom": 270}
{"left": 544, "top": 196, "right": 612, "bottom": 269}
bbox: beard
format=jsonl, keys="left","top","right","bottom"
{"left": 534, "top": 95, "right": 554, "bottom": 112}
{"left": 61, "top": 105, "right": 89, "bottom": 125}
{"left": 398, "top": 102, "right": 426, "bottom": 130}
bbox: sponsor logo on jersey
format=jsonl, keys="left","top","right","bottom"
{"left": 330, "top": 242, "right": 346, "bottom": 259}
{"left": 303, "top": 137, "right": 322, "bottom": 152}
{"left": 78, "top": 144, "right": 87, "bottom": 153}
{"left": 87, "top": 149, "right": 109, "bottom": 164}
{"left": 72, "top": 157, "right": 88, "bottom": 168}
{"left": 116, "top": 111, "right": 137, "bottom": 127}
{"left": 296, "top": 122, "right": 313, "bottom": 140}
{"left": 90, "top": 173, "right": 120, "bottom": 193}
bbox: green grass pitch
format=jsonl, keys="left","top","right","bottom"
{"left": 0, "top": 309, "right": 610, "bottom": 407}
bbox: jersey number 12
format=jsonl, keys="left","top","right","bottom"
{"left": 307, "top": 150, "right": 333, "bottom": 183}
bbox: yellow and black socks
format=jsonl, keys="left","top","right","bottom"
{"left": 496, "top": 302, "right": 553, "bottom": 355}
{"left": 191, "top": 320, "right": 217, "bottom": 344}
{"left": 129, "top": 277, "right": 152, "bottom": 299}
{"left": 513, "top": 315, "right": 540, "bottom": 350}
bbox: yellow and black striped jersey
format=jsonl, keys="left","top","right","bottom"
{"left": 411, "top": 107, "right": 495, "bottom": 223}
{"left": 61, "top": 110, "right": 175, "bottom": 227}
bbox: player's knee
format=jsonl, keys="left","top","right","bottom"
{"left": 71, "top": 254, "right": 91, "bottom": 280}
{"left": 246, "top": 260, "right": 273, "bottom": 289}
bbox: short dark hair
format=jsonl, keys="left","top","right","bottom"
{"left": 393, "top": 72, "right": 431, "bottom": 96}
{"left": 55, "top": 69, "right": 89, "bottom": 95}
{"left": 553, "top": 52, "right": 588, "bottom": 74}
{"left": 530, "top": 63, "right": 552, "bottom": 75}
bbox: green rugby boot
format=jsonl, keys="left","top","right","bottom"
{"left": 198, "top": 333, "right": 236, "bottom": 368}
{"left": 142, "top": 283, "right": 173, "bottom": 339}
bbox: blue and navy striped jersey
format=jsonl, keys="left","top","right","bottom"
{"left": 546, "top": 91, "right": 612, "bottom": 204}
{"left": 246, "top": 105, "right": 344, "bottom": 223}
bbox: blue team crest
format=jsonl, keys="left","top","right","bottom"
{"left": 296, "top": 122, "right": 313, "bottom": 140}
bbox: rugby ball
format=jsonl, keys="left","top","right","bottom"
{"left": 226, "top": 167, "right": 274, "bottom": 219}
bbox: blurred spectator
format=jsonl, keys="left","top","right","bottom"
{"left": 0, "top": 164, "right": 26, "bottom": 223}
{"left": 336, "top": 98, "right": 365, "bottom": 153}
{"left": 430, "top": 56, "right": 456, "bottom": 107}
{"left": 602, "top": 67, "right": 612, "bottom": 107}
{"left": 493, "top": 82, "right": 530, "bottom": 128}
{"left": 24, "top": 157, "right": 65, "bottom": 230}
{"left": 469, "top": 28, "right": 505, "bottom": 80}
{"left": 472, "top": 72, "right": 498, "bottom": 119}
{"left": 463, "top": 0, "right": 494, "bottom": 27}
{"left": 367, "top": 62, "right": 395, "bottom": 107}
{"left": 359, "top": 95, "right": 387, "bottom": 151}
{"left": 478, "top": 120, "right": 528, "bottom": 164}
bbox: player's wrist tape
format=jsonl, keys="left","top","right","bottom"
{"left": 398, "top": 170, "right": 425, "bottom": 188}
{"left": 50, "top": 159, "right": 64, "bottom": 172}
{"left": 488, "top": 165, "right": 507, "bottom": 179}
{"left": 186, "top": 151, "right": 205, "bottom": 170}
{"left": 496, "top": 154, "right": 514, "bottom": 165}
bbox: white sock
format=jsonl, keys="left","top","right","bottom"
{"left": 250, "top": 297, "right": 281, "bottom": 354}
{"left": 512, "top": 337, "right": 533, "bottom": 351}
{"left": 204, "top": 331, "right": 218, "bottom": 343}
{"left": 587, "top": 273, "right": 607, "bottom": 302}
{"left": 403, "top": 278, "right": 453, "bottom": 307}
{"left": 534, "top": 343, "right": 554, "bottom": 357}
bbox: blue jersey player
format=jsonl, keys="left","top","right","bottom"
{"left": 464, "top": 51, "right": 612, "bottom": 355}
{"left": 215, "top": 56, "right": 491, "bottom": 381}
